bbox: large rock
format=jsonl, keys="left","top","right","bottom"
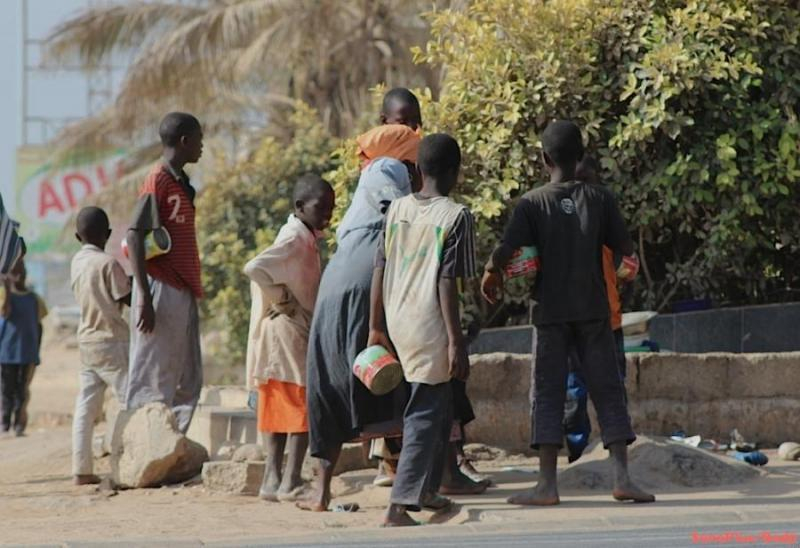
{"left": 111, "top": 403, "right": 209, "bottom": 488}
{"left": 558, "top": 435, "right": 761, "bottom": 491}
{"left": 202, "top": 461, "right": 264, "bottom": 495}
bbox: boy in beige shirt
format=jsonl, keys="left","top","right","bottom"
{"left": 70, "top": 207, "right": 131, "bottom": 485}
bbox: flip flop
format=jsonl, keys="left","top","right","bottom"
{"left": 421, "top": 493, "right": 453, "bottom": 511}
{"left": 332, "top": 502, "right": 360, "bottom": 512}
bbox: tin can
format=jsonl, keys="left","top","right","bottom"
{"left": 353, "top": 345, "right": 404, "bottom": 396}
{"left": 504, "top": 246, "right": 540, "bottom": 279}
{"left": 121, "top": 227, "right": 172, "bottom": 261}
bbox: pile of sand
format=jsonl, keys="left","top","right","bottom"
{"left": 558, "top": 435, "right": 761, "bottom": 490}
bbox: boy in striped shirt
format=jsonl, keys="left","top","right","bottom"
{"left": 126, "top": 112, "right": 204, "bottom": 433}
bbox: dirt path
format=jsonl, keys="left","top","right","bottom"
{"left": 2, "top": 337, "right": 799, "bottom": 544}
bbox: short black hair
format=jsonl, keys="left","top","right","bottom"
{"left": 293, "top": 173, "right": 333, "bottom": 204}
{"left": 76, "top": 206, "right": 110, "bottom": 242}
{"left": 541, "top": 120, "right": 584, "bottom": 169}
{"left": 382, "top": 87, "right": 420, "bottom": 114}
{"left": 159, "top": 112, "right": 201, "bottom": 147}
{"left": 417, "top": 133, "right": 461, "bottom": 178}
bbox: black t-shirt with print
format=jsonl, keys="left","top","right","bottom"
{"left": 500, "top": 181, "right": 633, "bottom": 326}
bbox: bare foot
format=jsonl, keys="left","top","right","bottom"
{"left": 507, "top": 483, "right": 560, "bottom": 506}
{"left": 382, "top": 505, "right": 419, "bottom": 527}
{"left": 440, "top": 468, "right": 489, "bottom": 495}
{"left": 613, "top": 481, "right": 655, "bottom": 503}
{"left": 295, "top": 491, "right": 329, "bottom": 512}
{"left": 259, "top": 472, "right": 281, "bottom": 502}
{"left": 74, "top": 474, "right": 102, "bottom": 486}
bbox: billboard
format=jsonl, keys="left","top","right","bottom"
{"left": 15, "top": 146, "right": 126, "bottom": 256}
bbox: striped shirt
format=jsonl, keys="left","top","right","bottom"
{"left": 0, "top": 195, "right": 22, "bottom": 275}
{"left": 130, "top": 164, "right": 203, "bottom": 299}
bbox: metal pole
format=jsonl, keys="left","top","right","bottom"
{"left": 20, "top": 0, "right": 27, "bottom": 145}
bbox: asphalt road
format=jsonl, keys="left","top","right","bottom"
{"left": 251, "top": 523, "right": 800, "bottom": 548}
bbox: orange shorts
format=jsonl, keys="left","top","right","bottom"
{"left": 257, "top": 380, "right": 308, "bottom": 434}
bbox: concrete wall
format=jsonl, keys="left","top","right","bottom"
{"left": 469, "top": 302, "right": 800, "bottom": 355}
{"left": 466, "top": 352, "right": 800, "bottom": 453}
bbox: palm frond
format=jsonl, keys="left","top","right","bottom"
{"left": 44, "top": 1, "right": 205, "bottom": 69}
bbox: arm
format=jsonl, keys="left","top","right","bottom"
{"left": 605, "top": 190, "right": 634, "bottom": 257}
{"left": 481, "top": 198, "right": 535, "bottom": 304}
{"left": 1, "top": 280, "right": 10, "bottom": 318}
{"left": 439, "top": 277, "right": 470, "bottom": 381}
{"left": 118, "top": 291, "right": 132, "bottom": 307}
{"left": 367, "top": 266, "right": 395, "bottom": 353}
{"left": 243, "top": 255, "right": 278, "bottom": 290}
{"left": 127, "top": 228, "right": 155, "bottom": 333}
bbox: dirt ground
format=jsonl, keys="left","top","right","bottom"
{"left": 2, "top": 336, "right": 800, "bottom": 545}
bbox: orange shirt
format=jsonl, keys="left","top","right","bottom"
{"left": 602, "top": 246, "right": 622, "bottom": 330}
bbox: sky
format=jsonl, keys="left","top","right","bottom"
{"left": 0, "top": 0, "right": 99, "bottom": 216}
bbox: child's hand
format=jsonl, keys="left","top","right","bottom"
{"left": 367, "top": 329, "right": 395, "bottom": 356}
{"left": 137, "top": 297, "right": 156, "bottom": 333}
{"left": 480, "top": 270, "right": 504, "bottom": 304}
{"left": 266, "top": 300, "right": 296, "bottom": 319}
{"left": 449, "top": 341, "right": 470, "bottom": 381}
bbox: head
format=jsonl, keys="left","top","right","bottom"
{"left": 541, "top": 120, "right": 584, "bottom": 176}
{"left": 576, "top": 155, "right": 601, "bottom": 184}
{"left": 10, "top": 258, "right": 26, "bottom": 290}
{"left": 293, "top": 174, "right": 335, "bottom": 231}
{"left": 75, "top": 206, "right": 112, "bottom": 249}
{"left": 380, "top": 88, "right": 422, "bottom": 131}
{"left": 417, "top": 133, "right": 462, "bottom": 196}
{"left": 159, "top": 112, "right": 203, "bottom": 163}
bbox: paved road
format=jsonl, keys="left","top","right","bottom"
{"left": 53, "top": 520, "right": 799, "bottom": 548}
{"left": 236, "top": 523, "right": 800, "bottom": 548}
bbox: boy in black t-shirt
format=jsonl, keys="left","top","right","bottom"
{"left": 481, "top": 120, "right": 654, "bottom": 506}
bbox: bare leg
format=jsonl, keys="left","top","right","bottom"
{"left": 382, "top": 503, "right": 419, "bottom": 527}
{"left": 277, "top": 433, "right": 308, "bottom": 500}
{"left": 260, "top": 433, "right": 287, "bottom": 501}
{"left": 609, "top": 442, "right": 655, "bottom": 503}
{"left": 507, "top": 444, "right": 560, "bottom": 506}
{"left": 440, "top": 441, "right": 488, "bottom": 495}
{"left": 296, "top": 444, "right": 340, "bottom": 512}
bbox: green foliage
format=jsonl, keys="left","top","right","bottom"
{"left": 197, "top": 104, "right": 338, "bottom": 370}
{"left": 417, "top": 0, "right": 800, "bottom": 316}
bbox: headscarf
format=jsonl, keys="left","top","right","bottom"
{"left": 336, "top": 157, "right": 411, "bottom": 242}
{"left": 356, "top": 124, "right": 421, "bottom": 168}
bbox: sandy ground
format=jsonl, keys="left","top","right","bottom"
{"left": 1, "top": 336, "right": 799, "bottom": 545}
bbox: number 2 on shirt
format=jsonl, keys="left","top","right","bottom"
{"left": 167, "top": 194, "right": 185, "bottom": 223}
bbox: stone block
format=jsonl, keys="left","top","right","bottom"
{"left": 467, "top": 353, "right": 532, "bottom": 454}
{"left": 202, "top": 461, "right": 264, "bottom": 495}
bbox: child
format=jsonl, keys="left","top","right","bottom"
{"left": 0, "top": 259, "right": 46, "bottom": 436}
{"left": 70, "top": 207, "right": 132, "bottom": 484}
{"left": 244, "top": 174, "right": 335, "bottom": 501}
{"left": 481, "top": 120, "right": 654, "bottom": 505}
{"left": 126, "top": 112, "right": 204, "bottom": 433}
{"left": 563, "top": 156, "right": 631, "bottom": 462}
{"left": 369, "top": 133, "right": 477, "bottom": 526}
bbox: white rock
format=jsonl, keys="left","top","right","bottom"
{"left": 111, "top": 403, "right": 209, "bottom": 488}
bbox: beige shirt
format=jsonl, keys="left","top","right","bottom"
{"left": 70, "top": 244, "right": 131, "bottom": 345}
{"left": 244, "top": 215, "right": 321, "bottom": 389}
{"left": 382, "top": 195, "right": 466, "bottom": 384}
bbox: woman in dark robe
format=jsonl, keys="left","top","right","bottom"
{"left": 300, "top": 134, "right": 420, "bottom": 511}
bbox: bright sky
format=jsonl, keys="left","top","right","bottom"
{"left": 0, "top": 0, "right": 96, "bottom": 216}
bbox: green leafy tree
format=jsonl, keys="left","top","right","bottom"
{"left": 416, "top": 0, "right": 800, "bottom": 319}
{"left": 198, "top": 104, "right": 337, "bottom": 373}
